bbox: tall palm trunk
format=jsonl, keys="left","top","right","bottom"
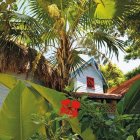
{"left": 56, "top": 30, "right": 72, "bottom": 91}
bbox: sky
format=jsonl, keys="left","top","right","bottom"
{"left": 110, "top": 51, "right": 140, "bottom": 74}
{"left": 111, "top": 37, "right": 140, "bottom": 74}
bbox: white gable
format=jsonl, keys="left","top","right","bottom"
{"left": 73, "top": 64, "right": 104, "bottom": 93}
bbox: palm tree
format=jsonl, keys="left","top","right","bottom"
{"left": 0, "top": 0, "right": 137, "bottom": 91}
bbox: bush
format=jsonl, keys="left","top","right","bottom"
{"left": 125, "top": 66, "right": 140, "bottom": 80}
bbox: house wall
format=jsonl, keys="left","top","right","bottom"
{"left": 74, "top": 65, "right": 104, "bottom": 93}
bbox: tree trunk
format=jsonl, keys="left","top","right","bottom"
{"left": 56, "top": 30, "right": 72, "bottom": 91}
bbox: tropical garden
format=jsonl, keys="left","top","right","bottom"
{"left": 0, "top": 0, "right": 140, "bottom": 140}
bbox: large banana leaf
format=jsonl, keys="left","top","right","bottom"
{"left": 0, "top": 81, "right": 48, "bottom": 140}
{"left": 29, "top": 82, "right": 96, "bottom": 140}
{"left": 0, "top": 74, "right": 18, "bottom": 89}
{"left": 117, "top": 79, "right": 140, "bottom": 114}
{"left": 0, "top": 73, "right": 96, "bottom": 140}
{"left": 0, "top": 74, "right": 18, "bottom": 107}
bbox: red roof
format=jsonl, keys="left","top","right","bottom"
{"left": 108, "top": 74, "right": 140, "bottom": 95}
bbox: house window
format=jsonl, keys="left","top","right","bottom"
{"left": 87, "top": 77, "right": 95, "bottom": 89}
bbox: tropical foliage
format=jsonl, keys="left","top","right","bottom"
{"left": 117, "top": 1, "right": 140, "bottom": 61}
{"left": 100, "top": 63, "right": 125, "bottom": 88}
{"left": 30, "top": 113, "right": 80, "bottom": 140}
{"left": 0, "top": 0, "right": 17, "bottom": 11}
{"left": 126, "top": 128, "right": 140, "bottom": 140}
{"left": 125, "top": 66, "right": 140, "bottom": 80}
{"left": 1, "top": 0, "right": 138, "bottom": 91}
{"left": 1, "top": 74, "right": 140, "bottom": 139}
{"left": 117, "top": 79, "right": 140, "bottom": 114}
{"left": 78, "top": 96, "right": 140, "bottom": 140}
{"left": 0, "top": 73, "right": 95, "bottom": 140}
{"left": 116, "top": 79, "right": 140, "bottom": 139}
{"left": 78, "top": 78, "right": 140, "bottom": 139}
{"left": 0, "top": 81, "right": 48, "bottom": 140}
{"left": 0, "top": 0, "right": 140, "bottom": 140}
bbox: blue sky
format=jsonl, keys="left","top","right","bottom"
{"left": 112, "top": 36, "right": 140, "bottom": 74}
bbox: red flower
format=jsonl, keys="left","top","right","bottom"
{"left": 60, "top": 99, "right": 80, "bottom": 118}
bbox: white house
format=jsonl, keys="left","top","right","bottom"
{"left": 71, "top": 58, "right": 107, "bottom": 94}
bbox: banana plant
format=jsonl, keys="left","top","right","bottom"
{"left": 0, "top": 73, "right": 96, "bottom": 140}
{"left": 0, "top": 81, "right": 48, "bottom": 140}
{"left": 117, "top": 79, "right": 140, "bottom": 114}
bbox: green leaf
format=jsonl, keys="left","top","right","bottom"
{"left": 0, "top": 74, "right": 18, "bottom": 89}
{"left": 126, "top": 135, "right": 134, "bottom": 140}
{"left": 0, "top": 74, "right": 96, "bottom": 140}
{"left": 137, "top": 128, "right": 140, "bottom": 137}
{"left": 28, "top": 82, "right": 96, "bottom": 140}
{"left": 0, "top": 81, "right": 48, "bottom": 140}
{"left": 94, "top": 0, "right": 116, "bottom": 19}
{"left": 0, "top": 2, "right": 8, "bottom": 11}
{"left": 6, "top": 0, "right": 16, "bottom": 4}
{"left": 105, "top": 120, "right": 113, "bottom": 126}
{"left": 94, "top": 0, "right": 132, "bottom": 20}
{"left": 117, "top": 79, "right": 140, "bottom": 114}
{"left": 28, "top": 82, "right": 66, "bottom": 113}
{"left": 78, "top": 110, "right": 86, "bottom": 121}
{"left": 81, "top": 118, "right": 91, "bottom": 133}
{"left": 68, "top": 118, "right": 96, "bottom": 140}
{"left": 0, "top": 135, "right": 13, "bottom": 140}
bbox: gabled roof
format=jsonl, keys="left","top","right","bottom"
{"left": 71, "top": 58, "right": 108, "bottom": 86}
{"left": 108, "top": 74, "right": 140, "bottom": 95}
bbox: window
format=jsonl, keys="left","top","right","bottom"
{"left": 87, "top": 77, "right": 95, "bottom": 89}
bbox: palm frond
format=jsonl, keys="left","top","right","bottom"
{"left": 0, "top": 11, "right": 44, "bottom": 48}
{"left": 80, "top": 30, "right": 124, "bottom": 62}
{"left": 49, "top": 48, "right": 85, "bottom": 74}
